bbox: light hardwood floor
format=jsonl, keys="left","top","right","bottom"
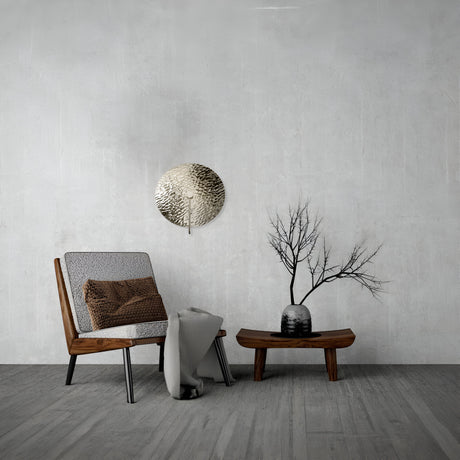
{"left": 0, "top": 364, "right": 459, "bottom": 459}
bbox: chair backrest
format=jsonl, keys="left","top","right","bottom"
{"left": 63, "top": 252, "right": 157, "bottom": 333}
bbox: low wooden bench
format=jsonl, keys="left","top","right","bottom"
{"left": 236, "top": 328, "right": 356, "bottom": 381}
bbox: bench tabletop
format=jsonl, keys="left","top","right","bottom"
{"left": 236, "top": 328, "right": 355, "bottom": 349}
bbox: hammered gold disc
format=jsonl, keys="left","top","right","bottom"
{"left": 155, "top": 163, "right": 225, "bottom": 227}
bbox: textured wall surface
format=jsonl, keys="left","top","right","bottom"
{"left": 1, "top": 0, "right": 459, "bottom": 364}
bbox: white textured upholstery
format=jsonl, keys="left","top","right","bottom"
{"left": 79, "top": 320, "right": 168, "bottom": 339}
{"left": 62, "top": 252, "right": 168, "bottom": 339}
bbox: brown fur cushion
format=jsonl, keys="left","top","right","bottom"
{"left": 82, "top": 277, "right": 168, "bottom": 330}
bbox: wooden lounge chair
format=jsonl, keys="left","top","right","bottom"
{"left": 54, "top": 252, "right": 230, "bottom": 403}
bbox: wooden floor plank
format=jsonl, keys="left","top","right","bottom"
{"left": 0, "top": 364, "right": 459, "bottom": 460}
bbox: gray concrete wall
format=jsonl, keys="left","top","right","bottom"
{"left": 1, "top": 0, "right": 459, "bottom": 364}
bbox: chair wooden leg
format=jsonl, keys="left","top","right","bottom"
{"left": 66, "top": 355, "right": 77, "bottom": 385}
{"left": 213, "top": 337, "right": 232, "bottom": 386}
{"left": 122, "top": 348, "right": 134, "bottom": 404}
{"left": 158, "top": 343, "right": 164, "bottom": 373}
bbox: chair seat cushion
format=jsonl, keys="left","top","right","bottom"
{"left": 78, "top": 320, "right": 168, "bottom": 339}
{"left": 82, "top": 277, "right": 167, "bottom": 330}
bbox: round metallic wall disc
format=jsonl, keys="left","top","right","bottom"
{"left": 155, "top": 163, "right": 225, "bottom": 228}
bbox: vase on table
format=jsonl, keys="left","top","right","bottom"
{"left": 281, "top": 304, "right": 312, "bottom": 337}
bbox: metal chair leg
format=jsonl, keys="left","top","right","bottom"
{"left": 158, "top": 343, "right": 164, "bottom": 372}
{"left": 213, "top": 337, "right": 232, "bottom": 386}
{"left": 66, "top": 355, "right": 77, "bottom": 385}
{"left": 122, "top": 348, "right": 134, "bottom": 403}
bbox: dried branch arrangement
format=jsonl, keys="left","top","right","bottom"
{"left": 268, "top": 202, "right": 384, "bottom": 305}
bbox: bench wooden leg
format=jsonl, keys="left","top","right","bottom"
{"left": 324, "top": 348, "right": 337, "bottom": 381}
{"left": 254, "top": 348, "right": 267, "bottom": 381}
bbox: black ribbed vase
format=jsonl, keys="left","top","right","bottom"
{"left": 281, "top": 304, "right": 312, "bottom": 337}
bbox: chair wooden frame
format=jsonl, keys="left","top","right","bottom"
{"left": 54, "top": 258, "right": 228, "bottom": 403}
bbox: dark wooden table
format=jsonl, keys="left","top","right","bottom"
{"left": 236, "top": 328, "right": 356, "bottom": 381}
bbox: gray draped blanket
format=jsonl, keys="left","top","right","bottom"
{"left": 164, "top": 308, "right": 234, "bottom": 399}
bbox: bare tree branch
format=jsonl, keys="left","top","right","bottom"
{"left": 268, "top": 201, "right": 386, "bottom": 305}
{"left": 268, "top": 202, "right": 322, "bottom": 304}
